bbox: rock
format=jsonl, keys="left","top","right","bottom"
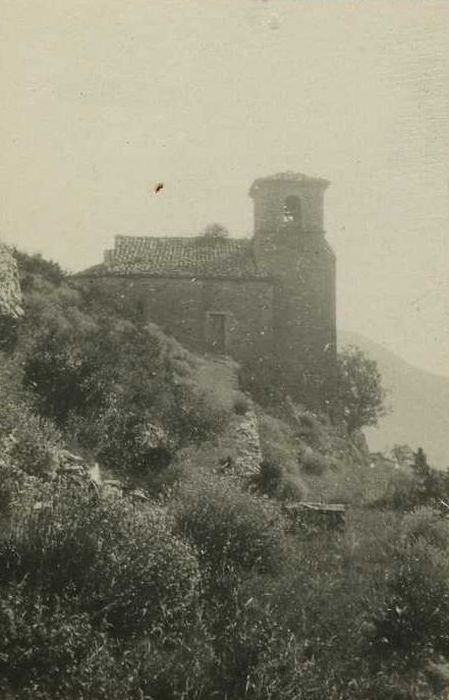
{"left": 226, "top": 409, "right": 262, "bottom": 479}
{"left": 88, "top": 463, "right": 102, "bottom": 484}
{"left": 0, "top": 241, "right": 23, "bottom": 320}
{"left": 59, "top": 449, "right": 84, "bottom": 464}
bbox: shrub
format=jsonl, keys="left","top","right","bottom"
{"left": 330, "top": 345, "right": 387, "bottom": 433}
{"left": 299, "top": 446, "right": 329, "bottom": 476}
{"left": 172, "top": 474, "right": 287, "bottom": 579}
{"left": 253, "top": 459, "right": 308, "bottom": 502}
{"left": 0, "top": 588, "right": 108, "bottom": 698}
{"left": 253, "top": 412, "right": 307, "bottom": 501}
{"left": 368, "top": 539, "right": 449, "bottom": 663}
{"left": 1, "top": 482, "right": 201, "bottom": 641}
{"left": 0, "top": 358, "right": 62, "bottom": 476}
{"left": 199, "top": 222, "right": 229, "bottom": 240}
{"left": 402, "top": 506, "right": 449, "bottom": 551}
{"left": 22, "top": 303, "right": 232, "bottom": 479}
{"left": 13, "top": 249, "right": 66, "bottom": 289}
{"left": 233, "top": 392, "right": 252, "bottom": 416}
{"left": 208, "top": 591, "right": 303, "bottom": 700}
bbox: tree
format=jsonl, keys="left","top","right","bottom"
{"left": 332, "top": 345, "right": 387, "bottom": 433}
{"left": 13, "top": 248, "right": 66, "bottom": 289}
{"left": 200, "top": 222, "right": 229, "bottom": 240}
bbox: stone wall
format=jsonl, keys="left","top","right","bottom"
{"left": 81, "top": 275, "right": 274, "bottom": 371}
{"left": 252, "top": 229, "right": 336, "bottom": 401}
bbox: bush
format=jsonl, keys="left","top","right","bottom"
{"left": 330, "top": 345, "right": 387, "bottom": 433}
{"left": 402, "top": 506, "right": 449, "bottom": 551}
{"left": 172, "top": 474, "right": 287, "bottom": 579}
{"left": 233, "top": 392, "right": 252, "bottom": 416}
{"left": 299, "top": 446, "right": 330, "bottom": 476}
{"left": 207, "top": 590, "right": 303, "bottom": 700}
{"left": 368, "top": 539, "right": 449, "bottom": 663}
{"left": 1, "top": 481, "right": 201, "bottom": 641}
{"left": 13, "top": 249, "right": 66, "bottom": 289}
{"left": 253, "top": 412, "right": 308, "bottom": 502}
{"left": 22, "top": 303, "right": 231, "bottom": 478}
{"left": 199, "top": 222, "right": 229, "bottom": 240}
{"left": 0, "top": 358, "right": 62, "bottom": 476}
{"left": 0, "top": 589, "right": 109, "bottom": 698}
{"left": 254, "top": 459, "right": 308, "bottom": 502}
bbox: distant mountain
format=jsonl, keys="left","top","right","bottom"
{"left": 339, "top": 330, "right": 449, "bottom": 469}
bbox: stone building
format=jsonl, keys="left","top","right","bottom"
{"left": 0, "top": 241, "right": 23, "bottom": 349}
{"left": 79, "top": 172, "right": 336, "bottom": 402}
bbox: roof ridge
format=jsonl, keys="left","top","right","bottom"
{"left": 114, "top": 234, "right": 250, "bottom": 243}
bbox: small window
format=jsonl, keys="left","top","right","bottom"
{"left": 207, "top": 312, "right": 227, "bottom": 353}
{"left": 283, "top": 195, "right": 302, "bottom": 226}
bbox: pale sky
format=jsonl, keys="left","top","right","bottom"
{"left": 1, "top": 0, "right": 448, "bottom": 375}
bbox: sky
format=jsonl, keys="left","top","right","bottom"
{"left": 1, "top": 0, "right": 448, "bottom": 376}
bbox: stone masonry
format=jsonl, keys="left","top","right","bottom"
{"left": 78, "top": 172, "right": 336, "bottom": 403}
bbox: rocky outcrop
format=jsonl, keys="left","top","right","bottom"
{"left": 220, "top": 407, "right": 262, "bottom": 479}
{"left": 0, "top": 242, "right": 23, "bottom": 320}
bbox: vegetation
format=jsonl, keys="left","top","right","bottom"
{"left": 1, "top": 249, "right": 448, "bottom": 699}
{"left": 199, "top": 222, "right": 230, "bottom": 240}
{"left": 331, "top": 345, "right": 388, "bottom": 432}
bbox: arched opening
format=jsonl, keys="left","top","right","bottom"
{"left": 283, "top": 195, "right": 302, "bottom": 227}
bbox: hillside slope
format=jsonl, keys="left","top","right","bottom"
{"left": 340, "top": 330, "right": 449, "bottom": 468}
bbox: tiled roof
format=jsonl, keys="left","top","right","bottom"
{"left": 79, "top": 235, "right": 270, "bottom": 280}
{"left": 0, "top": 241, "right": 23, "bottom": 319}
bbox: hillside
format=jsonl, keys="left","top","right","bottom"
{"left": 340, "top": 330, "right": 449, "bottom": 468}
{"left": 4, "top": 250, "right": 449, "bottom": 698}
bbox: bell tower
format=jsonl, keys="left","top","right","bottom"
{"left": 250, "top": 171, "right": 330, "bottom": 267}
{"left": 249, "top": 171, "right": 336, "bottom": 404}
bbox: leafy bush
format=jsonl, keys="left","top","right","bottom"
{"left": 233, "top": 392, "right": 252, "bottom": 416}
{"left": 206, "top": 590, "right": 303, "bottom": 700}
{"left": 0, "top": 358, "right": 62, "bottom": 476}
{"left": 331, "top": 345, "right": 387, "bottom": 433}
{"left": 199, "top": 222, "right": 229, "bottom": 240}
{"left": 368, "top": 539, "right": 449, "bottom": 663}
{"left": 13, "top": 249, "right": 66, "bottom": 289}
{"left": 374, "top": 449, "right": 449, "bottom": 512}
{"left": 21, "top": 289, "right": 231, "bottom": 478}
{"left": 172, "top": 474, "right": 287, "bottom": 579}
{"left": 299, "top": 446, "right": 330, "bottom": 476}
{"left": 1, "top": 481, "right": 201, "bottom": 640}
{"left": 253, "top": 412, "right": 308, "bottom": 502}
{"left": 0, "top": 589, "right": 109, "bottom": 698}
{"left": 402, "top": 506, "right": 449, "bottom": 550}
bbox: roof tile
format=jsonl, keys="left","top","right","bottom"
{"left": 80, "top": 235, "right": 269, "bottom": 280}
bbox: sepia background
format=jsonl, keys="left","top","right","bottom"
{"left": 2, "top": 0, "right": 449, "bottom": 466}
{"left": 1, "top": 0, "right": 448, "bottom": 376}
{"left": 3, "top": 5, "right": 449, "bottom": 697}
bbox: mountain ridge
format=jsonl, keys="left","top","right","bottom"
{"left": 339, "top": 329, "right": 449, "bottom": 469}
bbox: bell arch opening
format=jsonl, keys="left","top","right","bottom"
{"left": 283, "top": 195, "right": 302, "bottom": 227}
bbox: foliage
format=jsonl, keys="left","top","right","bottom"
{"left": 368, "top": 539, "right": 449, "bottom": 663}
{"left": 13, "top": 248, "right": 66, "bottom": 289}
{"left": 331, "top": 345, "right": 387, "bottom": 432}
{"left": 3, "top": 248, "right": 449, "bottom": 699}
{"left": 374, "top": 448, "right": 449, "bottom": 512}
{"left": 172, "top": 473, "right": 287, "bottom": 578}
{"left": 0, "top": 475, "right": 204, "bottom": 698}
{"left": 199, "top": 222, "right": 229, "bottom": 240}
{"left": 233, "top": 392, "right": 252, "bottom": 415}
{"left": 17, "top": 265, "right": 231, "bottom": 478}
{"left": 0, "top": 357, "right": 62, "bottom": 476}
